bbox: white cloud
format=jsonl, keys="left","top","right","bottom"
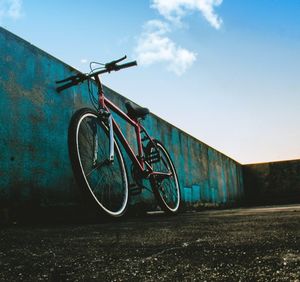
{"left": 0, "top": 0, "right": 23, "bottom": 21}
{"left": 80, "top": 59, "right": 88, "bottom": 64}
{"left": 133, "top": 0, "right": 223, "bottom": 75}
{"left": 135, "top": 20, "right": 197, "bottom": 76}
{"left": 151, "top": 0, "right": 223, "bottom": 29}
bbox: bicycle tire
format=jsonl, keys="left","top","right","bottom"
{"left": 146, "top": 139, "right": 181, "bottom": 214}
{"left": 68, "top": 108, "right": 129, "bottom": 217}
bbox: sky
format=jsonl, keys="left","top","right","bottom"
{"left": 1, "top": 0, "right": 299, "bottom": 164}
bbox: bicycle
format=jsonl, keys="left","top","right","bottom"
{"left": 56, "top": 56, "right": 181, "bottom": 217}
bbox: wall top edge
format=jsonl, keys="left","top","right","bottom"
{"left": 0, "top": 26, "right": 241, "bottom": 165}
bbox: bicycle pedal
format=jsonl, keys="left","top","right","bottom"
{"left": 129, "top": 183, "right": 142, "bottom": 196}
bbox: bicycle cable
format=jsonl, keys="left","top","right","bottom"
{"left": 87, "top": 78, "right": 98, "bottom": 111}
{"left": 87, "top": 61, "right": 106, "bottom": 111}
{"left": 89, "top": 61, "right": 105, "bottom": 72}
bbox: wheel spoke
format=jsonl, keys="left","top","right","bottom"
{"left": 147, "top": 141, "right": 180, "bottom": 213}
{"left": 71, "top": 111, "right": 128, "bottom": 216}
{"left": 85, "top": 159, "right": 110, "bottom": 177}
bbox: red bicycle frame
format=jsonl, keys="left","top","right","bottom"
{"left": 94, "top": 76, "right": 171, "bottom": 179}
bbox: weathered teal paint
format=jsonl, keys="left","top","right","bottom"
{"left": 192, "top": 185, "right": 201, "bottom": 202}
{"left": 0, "top": 27, "right": 245, "bottom": 213}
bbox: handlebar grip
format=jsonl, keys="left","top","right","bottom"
{"left": 56, "top": 81, "right": 76, "bottom": 93}
{"left": 56, "top": 75, "right": 77, "bottom": 84}
{"left": 116, "top": 61, "right": 137, "bottom": 71}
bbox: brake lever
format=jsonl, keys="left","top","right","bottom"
{"left": 105, "top": 55, "right": 127, "bottom": 71}
{"left": 56, "top": 73, "right": 87, "bottom": 84}
{"left": 56, "top": 75, "right": 78, "bottom": 84}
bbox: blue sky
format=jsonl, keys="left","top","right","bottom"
{"left": 1, "top": 0, "right": 299, "bottom": 164}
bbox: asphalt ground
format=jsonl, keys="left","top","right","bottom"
{"left": 0, "top": 205, "right": 299, "bottom": 281}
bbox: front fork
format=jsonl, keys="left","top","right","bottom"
{"left": 92, "top": 110, "right": 115, "bottom": 166}
{"left": 108, "top": 113, "right": 114, "bottom": 162}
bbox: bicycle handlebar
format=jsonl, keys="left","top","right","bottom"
{"left": 56, "top": 73, "right": 87, "bottom": 92}
{"left": 105, "top": 55, "right": 127, "bottom": 70}
{"left": 56, "top": 56, "right": 137, "bottom": 93}
{"left": 114, "top": 61, "right": 137, "bottom": 71}
{"left": 56, "top": 80, "right": 79, "bottom": 93}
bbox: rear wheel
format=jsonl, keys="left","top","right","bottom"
{"left": 69, "top": 108, "right": 128, "bottom": 217}
{"left": 146, "top": 140, "right": 181, "bottom": 214}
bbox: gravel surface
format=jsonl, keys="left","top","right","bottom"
{"left": 0, "top": 205, "right": 300, "bottom": 281}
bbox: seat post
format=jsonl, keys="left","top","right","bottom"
{"left": 135, "top": 122, "right": 144, "bottom": 167}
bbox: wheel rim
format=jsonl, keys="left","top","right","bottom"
{"left": 151, "top": 143, "right": 180, "bottom": 212}
{"left": 75, "top": 113, "right": 128, "bottom": 216}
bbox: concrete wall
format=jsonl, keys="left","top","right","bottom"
{"left": 243, "top": 159, "right": 300, "bottom": 206}
{"left": 0, "top": 27, "right": 244, "bottom": 216}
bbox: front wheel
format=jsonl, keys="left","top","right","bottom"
{"left": 146, "top": 140, "right": 181, "bottom": 214}
{"left": 68, "top": 108, "right": 129, "bottom": 217}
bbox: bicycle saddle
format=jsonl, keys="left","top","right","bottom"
{"left": 125, "top": 101, "right": 150, "bottom": 119}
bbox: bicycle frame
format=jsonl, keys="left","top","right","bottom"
{"left": 56, "top": 57, "right": 181, "bottom": 216}
{"left": 94, "top": 76, "right": 172, "bottom": 179}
